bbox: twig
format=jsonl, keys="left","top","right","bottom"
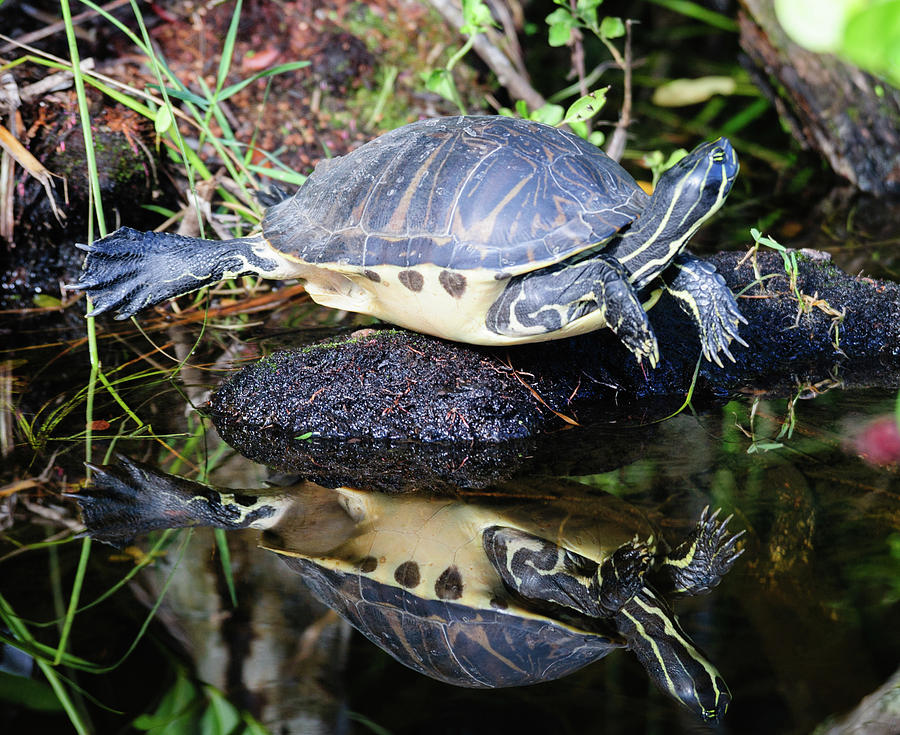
{"left": 428, "top": 0, "right": 546, "bottom": 111}
{"left": 605, "top": 19, "right": 635, "bottom": 162}
{"left": 565, "top": 1, "right": 592, "bottom": 135}
{"left": 0, "top": 0, "right": 132, "bottom": 55}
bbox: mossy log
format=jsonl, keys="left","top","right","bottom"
{"left": 738, "top": 0, "right": 900, "bottom": 194}
{"left": 205, "top": 250, "right": 900, "bottom": 489}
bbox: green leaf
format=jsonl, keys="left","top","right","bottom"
{"left": 33, "top": 294, "right": 62, "bottom": 309}
{"left": 154, "top": 105, "right": 173, "bottom": 136}
{"left": 747, "top": 441, "right": 784, "bottom": 454}
{"left": 421, "top": 69, "right": 464, "bottom": 112}
{"left": 561, "top": 88, "right": 608, "bottom": 125}
{"left": 460, "top": 0, "right": 495, "bottom": 35}
{"left": 216, "top": 0, "right": 243, "bottom": 95}
{"left": 842, "top": 1, "right": 900, "bottom": 86}
{"left": 0, "top": 670, "right": 64, "bottom": 711}
{"left": 529, "top": 103, "right": 564, "bottom": 126}
{"left": 599, "top": 16, "right": 625, "bottom": 39}
{"left": 774, "top": 0, "right": 853, "bottom": 52}
{"left": 295, "top": 432, "right": 313, "bottom": 440}
{"left": 546, "top": 8, "right": 575, "bottom": 46}
{"left": 576, "top": 0, "right": 602, "bottom": 28}
{"left": 200, "top": 686, "right": 241, "bottom": 735}
{"left": 651, "top": 76, "right": 736, "bottom": 107}
{"left": 134, "top": 669, "right": 200, "bottom": 731}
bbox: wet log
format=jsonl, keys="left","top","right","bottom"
{"left": 205, "top": 249, "right": 900, "bottom": 489}
{"left": 738, "top": 0, "right": 900, "bottom": 194}
{"left": 813, "top": 666, "right": 900, "bottom": 735}
{"left": 0, "top": 87, "right": 162, "bottom": 312}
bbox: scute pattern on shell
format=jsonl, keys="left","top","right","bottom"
{"left": 262, "top": 116, "right": 649, "bottom": 274}
{"left": 282, "top": 555, "right": 620, "bottom": 688}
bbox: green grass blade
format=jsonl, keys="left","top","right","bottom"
{"left": 217, "top": 61, "right": 311, "bottom": 102}
{"left": 52, "top": 537, "right": 92, "bottom": 666}
{"left": 0, "top": 595, "right": 91, "bottom": 733}
{"left": 60, "top": 0, "right": 105, "bottom": 238}
{"left": 645, "top": 0, "right": 739, "bottom": 31}
{"left": 216, "top": 0, "right": 244, "bottom": 96}
{"left": 214, "top": 529, "right": 238, "bottom": 608}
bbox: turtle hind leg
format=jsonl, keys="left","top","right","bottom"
{"left": 485, "top": 254, "right": 659, "bottom": 367}
{"left": 67, "top": 227, "right": 284, "bottom": 320}
{"left": 71, "top": 454, "right": 282, "bottom": 547}
{"left": 653, "top": 506, "right": 745, "bottom": 597}
{"left": 256, "top": 184, "right": 292, "bottom": 208}
{"left": 661, "top": 253, "right": 748, "bottom": 367}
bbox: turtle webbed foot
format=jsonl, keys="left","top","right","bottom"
{"left": 656, "top": 506, "right": 745, "bottom": 596}
{"left": 71, "top": 454, "right": 201, "bottom": 547}
{"left": 595, "top": 536, "right": 653, "bottom": 615}
{"left": 67, "top": 228, "right": 262, "bottom": 320}
{"left": 663, "top": 255, "right": 748, "bottom": 367}
{"left": 72, "top": 454, "right": 279, "bottom": 547}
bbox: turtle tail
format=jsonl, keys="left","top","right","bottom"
{"left": 68, "top": 227, "right": 275, "bottom": 320}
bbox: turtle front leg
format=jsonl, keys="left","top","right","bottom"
{"left": 483, "top": 527, "right": 654, "bottom": 618}
{"left": 68, "top": 228, "right": 292, "bottom": 320}
{"left": 485, "top": 254, "right": 660, "bottom": 366}
{"left": 652, "top": 507, "right": 745, "bottom": 597}
{"left": 659, "top": 253, "right": 748, "bottom": 367}
{"left": 482, "top": 526, "right": 605, "bottom": 615}
{"left": 593, "top": 537, "right": 654, "bottom": 616}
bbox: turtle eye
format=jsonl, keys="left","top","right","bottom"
{"left": 711, "top": 147, "right": 726, "bottom": 164}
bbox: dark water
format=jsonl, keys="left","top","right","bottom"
{"left": 337, "top": 390, "right": 900, "bottom": 735}
{"left": 1, "top": 306, "right": 898, "bottom": 734}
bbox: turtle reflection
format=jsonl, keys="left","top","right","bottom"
{"left": 75, "top": 455, "right": 743, "bottom": 723}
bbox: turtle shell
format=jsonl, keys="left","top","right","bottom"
{"left": 279, "top": 555, "right": 622, "bottom": 687}
{"left": 261, "top": 485, "right": 651, "bottom": 687}
{"left": 262, "top": 116, "right": 649, "bottom": 275}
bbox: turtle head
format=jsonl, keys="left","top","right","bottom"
{"left": 617, "top": 138, "right": 738, "bottom": 288}
{"left": 615, "top": 587, "right": 732, "bottom": 722}
{"left": 654, "top": 137, "right": 739, "bottom": 227}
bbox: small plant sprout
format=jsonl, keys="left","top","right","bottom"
{"left": 422, "top": 0, "right": 497, "bottom": 113}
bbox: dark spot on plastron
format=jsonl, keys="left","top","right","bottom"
{"left": 394, "top": 560, "right": 421, "bottom": 588}
{"left": 435, "top": 565, "right": 464, "bottom": 599}
{"left": 489, "top": 596, "right": 508, "bottom": 609}
{"left": 398, "top": 270, "right": 424, "bottom": 292}
{"left": 439, "top": 270, "right": 467, "bottom": 299}
{"left": 364, "top": 269, "right": 381, "bottom": 282}
{"left": 358, "top": 556, "right": 378, "bottom": 573}
{"left": 494, "top": 272, "right": 512, "bottom": 280}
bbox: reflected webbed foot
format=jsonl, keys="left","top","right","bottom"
{"left": 656, "top": 506, "right": 745, "bottom": 596}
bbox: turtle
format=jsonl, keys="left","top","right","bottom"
{"left": 75, "top": 455, "right": 745, "bottom": 722}
{"left": 71, "top": 115, "right": 746, "bottom": 367}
